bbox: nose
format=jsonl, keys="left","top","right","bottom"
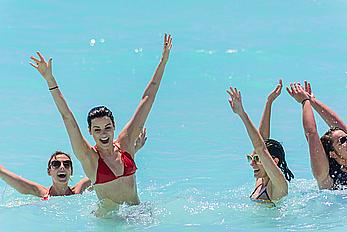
{"left": 250, "top": 159, "right": 256, "bottom": 167}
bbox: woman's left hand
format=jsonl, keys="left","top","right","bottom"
{"left": 162, "top": 34, "right": 172, "bottom": 63}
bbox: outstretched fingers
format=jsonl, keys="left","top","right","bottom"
{"left": 36, "top": 51, "right": 46, "bottom": 63}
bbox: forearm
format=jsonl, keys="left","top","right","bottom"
{"left": 142, "top": 59, "right": 167, "bottom": 99}
{"left": 45, "top": 75, "right": 74, "bottom": 119}
{"left": 259, "top": 100, "right": 272, "bottom": 139}
{"left": 311, "top": 98, "right": 347, "bottom": 131}
{"left": 239, "top": 111, "right": 266, "bottom": 152}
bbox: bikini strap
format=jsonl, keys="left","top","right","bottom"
{"left": 250, "top": 184, "right": 263, "bottom": 198}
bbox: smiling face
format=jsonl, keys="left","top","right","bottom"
{"left": 330, "top": 130, "right": 347, "bottom": 166}
{"left": 248, "top": 151, "right": 279, "bottom": 179}
{"left": 48, "top": 154, "right": 72, "bottom": 184}
{"left": 89, "top": 116, "right": 115, "bottom": 149}
{"left": 248, "top": 152, "right": 267, "bottom": 178}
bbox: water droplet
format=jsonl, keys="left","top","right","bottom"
{"left": 89, "top": 39, "right": 96, "bottom": 46}
{"left": 99, "top": 38, "right": 105, "bottom": 43}
{"left": 226, "top": 49, "right": 238, "bottom": 54}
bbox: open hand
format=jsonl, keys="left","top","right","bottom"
{"left": 30, "top": 52, "right": 53, "bottom": 80}
{"left": 286, "top": 82, "right": 310, "bottom": 104}
{"left": 226, "top": 87, "right": 245, "bottom": 115}
{"left": 162, "top": 34, "right": 172, "bottom": 63}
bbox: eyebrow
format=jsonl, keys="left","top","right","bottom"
{"left": 92, "top": 123, "right": 112, "bottom": 129}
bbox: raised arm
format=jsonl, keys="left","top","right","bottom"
{"left": 118, "top": 34, "right": 172, "bottom": 153}
{"left": 286, "top": 83, "right": 333, "bottom": 189}
{"left": 0, "top": 165, "right": 46, "bottom": 197}
{"left": 30, "top": 53, "right": 94, "bottom": 168}
{"left": 304, "top": 81, "right": 347, "bottom": 132}
{"left": 227, "top": 87, "right": 288, "bottom": 197}
{"left": 259, "top": 80, "right": 282, "bottom": 139}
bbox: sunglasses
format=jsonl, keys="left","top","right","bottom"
{"left": 50, "top": 160, "right": 72, "bottom": 169}
{"left": 246, "top": 154, "right": 260, "bottom": 163}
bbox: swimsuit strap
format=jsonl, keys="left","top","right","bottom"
{"left": 250, "top": 183, "right": 263, "bottom": 198}
{"left": 250, "top": 181, "right": 270, "bottom": 200}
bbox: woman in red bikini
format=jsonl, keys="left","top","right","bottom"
{"left": 0, "top": 131, "right": 146, "bottom": 200}
{"left": 30, "top": 34, "right": 172, "bottom": 216}
{"left": 227, "top": 81, "right": 294, "bottom": 205}
{"left": 0, "top": 151, "right": 90, "bottom": 199}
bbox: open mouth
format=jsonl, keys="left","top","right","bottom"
{"left": 253, "top": 169, "right": 260, "bottom": 175}
{"left": 100, "top": 137, "right": 110, "bottom": 144}
{"left": 57, "top": 173, "right": 67, "bottom": 178}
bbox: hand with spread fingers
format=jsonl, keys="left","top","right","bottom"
{"left": 286, "top": 82, "right": 310, "bottom": 104}
{"left": 162, "top": 34, "right": 172, "bottom": 63}
{"left": 267, "top": 79, "right": 282, "bottom": 103}
{"left": 226, "top": 87, "right": 245, "bottom": 116}
{"left": 30, "top": 52, "right": 53, "bottom": 81}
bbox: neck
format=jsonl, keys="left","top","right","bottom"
{"left": 97, "top": 142, "right": 116, "bottom": 157}
{"left": 50, "top": 182, "right": 71, "bottom": 196}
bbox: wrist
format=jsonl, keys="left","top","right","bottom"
{"left": 301, "top": 98, "right": 310, "bottom": 105}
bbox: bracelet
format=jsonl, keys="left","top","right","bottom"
{"left": 49, "top": 86, "right": 59, "bottom": 91}
{"left": 301, "top": 98, "right": 310, "bottom": 104}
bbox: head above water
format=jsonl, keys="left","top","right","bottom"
{"left": 264, "top": 139, "right": 294, "bottom": 182}
{"left": 87, "top": 106, "right": 115, "bottom": 131}
{"left": 47, "top": 151, "right": 73, "bottom": 175}
{"left": 321, "top": 126, "right": 347, "bottom": 160}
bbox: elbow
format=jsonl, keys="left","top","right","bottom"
{"left": 304, "top": 128, "right": 318, "bottom": 140}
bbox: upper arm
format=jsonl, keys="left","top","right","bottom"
{"left": 72, "top": 177, "right": 92, "bottom": 194}
{"left": 118, "top": 96, "right": 150, "bottom": 152}
{"left": 256, "top": 147, "right": 288, "bottom": 196}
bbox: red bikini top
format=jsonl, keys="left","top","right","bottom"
{"left": 94, "top": 143, "right": 137, "bottom": 185}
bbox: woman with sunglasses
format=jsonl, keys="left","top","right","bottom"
{"left": 227, "top": 81, "right": 294, "bottom": 204}
{"left": 287, "top": 81, "right": 347, "bottom": 189}
{"left": 30, "top": 34, "right": 172, "bottom": 216}
{"left": 0, "top": 151, "right": 89, "bottom": 199}
{"left": 0, "top": 129, "right": 147, "bottom": 199}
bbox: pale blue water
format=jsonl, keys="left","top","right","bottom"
{"left": 1, "top": 0, "right": 347, "bottom": 231}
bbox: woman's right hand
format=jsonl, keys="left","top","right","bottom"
{"left": 226, "top": 86, "right": 245, "bottom": 116}
{"left": 286, "top": 82, "right": 310, "bottom": 104}
{"left": 30, "top": 52, "right": 53, "bottom": 81}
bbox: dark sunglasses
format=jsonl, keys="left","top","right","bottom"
{"left": 339, "top": 136, "right": 347, "bottom": 145}
{"left": 246, "top": 154, "right": 260, "bottom": 163}
{"left": 50, "top": 160, "right": 72, "bottom": 169}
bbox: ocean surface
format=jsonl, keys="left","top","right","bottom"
{"left": 1, "top": 0, "right": 347, "bottom": 231}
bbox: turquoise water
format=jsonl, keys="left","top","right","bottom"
{"left": 1, "top": 0, "right": 347, "bottom": 231}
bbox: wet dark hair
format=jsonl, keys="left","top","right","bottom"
{"left": 87, "top": 106, "right": 115, "bottom": 131}
{"left": 47, "top": 151, "right": 73, "bottom": 175}
{"left": 320, "top": 126, "right": 346, "bottom": 157}
{"left": 264, "top": 139, "right": 294, "bottom": 182}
